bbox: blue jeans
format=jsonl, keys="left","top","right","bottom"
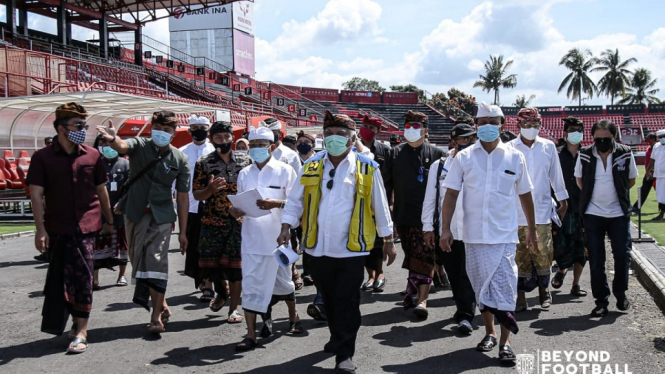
{"left": 583, "top": 214, "right": 632, "bottom": 307}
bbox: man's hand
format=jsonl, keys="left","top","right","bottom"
{"left": 179, "top": 232, "right": 188, "bottom": 255}
{"left": 257, "top": 199, "right": 282, "bottom": 210}
{"left": 35, "top": 229, "right": 49, "bottom": 253}
{"left": 423, "top": 231, "right": 435, "bottom": 249}
{"left": 526, "top": 226, "right": 539, "bottom": 254}
{"left": 101, "top": 222, "right": 114, "bottom": 236}
{"left": 383, "top": 241, "right": 397, "bottom": 266}
{"left": 277, "top": 227, "right": 291, "bottom": 247}
{"left": 96, "top": 120, "right": 117, "bottom": 142}
{"left": 556, "top": 205, "right": 567, "bottom": 221}
{"left": 207, "top": 175, "right": 226, "bottom": 194}
{"left": 439, "top": 229, "right": 453, "bottom": 252}
{"left": 229, "top": 206, "right": 246, "bottom": 219}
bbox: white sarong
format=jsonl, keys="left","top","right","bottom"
{"left": 241, "top": 253, "right": 295, "bottom": 313}
{"left": 465, "top": 243, "right": 518, "bottom": 311}
{"left": 656, "top": 178, "right": 665, "bottom": 204}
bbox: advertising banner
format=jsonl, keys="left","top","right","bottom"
{"left": 233, "top": 29, "right": 255, "bottom": 76}
{"left": 233, "top": 1, "right": 255, "bottom": 35}
{"left": 169, "top": 4, "right": 233, "bottom": 32}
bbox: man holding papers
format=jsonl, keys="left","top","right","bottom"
{"left": 231, "top": 126, "right": 301, "bottom": 352}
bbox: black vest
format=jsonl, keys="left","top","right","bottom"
{"left": 578, "top": 144, "right": 632, "bottom": 217}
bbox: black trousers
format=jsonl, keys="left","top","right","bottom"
{"left": 184, "top": 211, "right": 203, "bottom": 288}
{"left": 583, "top": 214, "right": 632, "bottom": 308}
{"left": 633, "top": 175, "right": 654, "bottom": 209}
{"left": 309, "top": 255, "right": 365, "bottom": 361}
{"left": 439, "top": 240, "right": 477, "bottom": 324}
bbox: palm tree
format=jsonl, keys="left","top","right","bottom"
{"left": 513, "top": 94, "right": 536, "bottom": 108}
{"left": 591, "top": 49, "right": 637, "bottom": 105}
{"left": 558, "top": 48, "right": 597, "bottom": 106}
{"left": 473, "top": 55, "right": 517, "bottom": 105}
{"left": 618, "top": 68, "right": 661, "bottom": 105}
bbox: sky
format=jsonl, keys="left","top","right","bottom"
{"left": 4, "top": 0, "right": 665, "bottom": 106}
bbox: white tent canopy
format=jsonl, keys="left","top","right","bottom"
{"left": 0, "top": 91, "right": 225, "bottom": 152}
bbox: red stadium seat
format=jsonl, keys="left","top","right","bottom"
{"left": 0, "top": 159, "right": 22, "bottom": 189}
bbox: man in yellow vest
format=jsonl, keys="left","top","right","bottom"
{"left": 278, "top": 110, "right": 396, "bottom": 374}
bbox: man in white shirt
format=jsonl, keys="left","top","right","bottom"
{"left": 277, "top": 111, "right": 396, "bottom": 374}
{"left": 508, "top": 108, "right": 569, "bottom": 312}
{"left": 422, "top": 122, "right": 477, "bottom": 334}
{"left": 646, "top": 130, "right": 665, "bottom": 220}
{"left": 575, "top": 119, "right": 637, "bottom": 317}
{"left": 231, "top": 127, "right": 300, "bottom": 351}
{"left": 440, "top": 102, "right": 538, "bottom": 364}
{"left": 179, "top": 115, "right": 215, "bottom": 297}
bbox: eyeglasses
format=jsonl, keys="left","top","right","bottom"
{"left": 455, "top": 136, "right": 474, "bottom": 144}
{"left": 67, "top": 123, "right": 89, "bottom": 131}
{"left": 566, "top": 128, "right": 583, "bottom": 133}
{"left": 405, "top": 123, "right": 422, "bottom": 130}
{"left": 520, "top": 123, "right": 541, "bottom": 129}
{"left": 326, "top": 168, "right": 336, "bottom": 190}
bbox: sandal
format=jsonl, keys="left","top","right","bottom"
{"left": 292, "top": 271, "right": 304, "bottom": 291}
{"left": 228, "top": 310, "right": 244, "bottom": 324}
{"left": 551, "top": 271, "right": 566, "bottom": 289}
{"left": 161, "top": 309, "right": 171, "bottom": 324}
{"left": 92, "top": 283, "right": 101, "bottom": 291}
{"left": 499, "top": 345, "right": 516, "bottom": 362}
{"left": 288, "top": 320, "right": 304, "bottom": 334}
{"left": 148, "top": 320, "right": 165, "bottom": 333}
{"left": 67, "top": 323, "right": 78, "bottom": 339}
{"left": 209, "top": 295, "right": 227, "bottom": 312}
{"left": 476, "top": 335, "right": 497, "bottom": 352}
{"left": 260, "top": 319, "right": 273, "bottom": 338}
{"left": 235, "top": 337, "right": 257, "bottom": 352}
{"left": 199, "top": 288, "right": 214, "bottom": 302}
{"left": 67, "top": 337, "right": 88, "bottom": 354}
{"left": 116, "top": 276, "right": 128, "bottom": 286}
{"left": 570, "top": 284, "right": 587, "bottom": 297}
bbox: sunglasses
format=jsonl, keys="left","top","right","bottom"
{"left": 404, "top": 123, "right": 422, "bottom": 130}
{"left": 326, "top": 168, "right": 336, "bottom": 190}
{"left": 67, "top": 123, "right": 89, "bottom": 131}
{"left": 566, "top": 128, "right": 583, "bottom": 133}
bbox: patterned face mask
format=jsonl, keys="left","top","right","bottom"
{"left": 67, "top": 129, "right": 87, "bottom": 145}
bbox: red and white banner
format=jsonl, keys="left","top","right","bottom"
{"left": 233, "top": 29, "right": 255, "bottom": 76}
{"left": 232, "top": 1, "right": 254, "bottom": 36}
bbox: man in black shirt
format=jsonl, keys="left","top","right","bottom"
{"left": 384, "top": 110, "right": 444, "bottom": 318}
{"left": 551, "top": 117, "right": 587, "bottom": 296}
{"left": 358, "top": 115, "right": 391, "bottom": 292}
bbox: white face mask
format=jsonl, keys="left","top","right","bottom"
{"left": 404, "top": 127, "right": 423, "bottom": 143}
{"left": 520, "top": 127, "right": 540, "bottom": 141}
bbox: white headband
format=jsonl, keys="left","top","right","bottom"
{"left": 476, "top": 101, "right": 504, "bottom": 118}
{"left": 248, "top": 126, "right": 274, "bottom": 142}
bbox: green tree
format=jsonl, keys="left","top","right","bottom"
{"left": 472, "top": 54, "right": 517, "bottom": 105}
{"left": 617, "top": 68, "right": 661, "bottom": 105}
{"left": 591, "top": 49, "right": 637, "bottom": 105}
{"left": 342, "top": 77, "right": 385, "bottom": 92}
{"left": 429, "top": 88, "right": 476, "bottom": 121}
{"left": 558, "top": 48, "right": 597, "bottom": 106}
{"left": 513, "top": 94, "right": 536, "bottom": 108}
{"left": 389, "top": 84, "right": 426, "bottom": 102}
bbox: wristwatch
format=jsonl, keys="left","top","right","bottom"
{"left": 384, "top": 238, "right": 395, "bottom": 243}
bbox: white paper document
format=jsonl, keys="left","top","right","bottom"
{"left": 228, "top": 188, "right": 270, "bottom": 218}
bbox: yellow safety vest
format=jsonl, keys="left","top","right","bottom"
{"left": 301, "top": 153, "right": 377, "bottom": 252}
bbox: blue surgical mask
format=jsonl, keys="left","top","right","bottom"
{"left": 152, "top": 129, "right": 173, "bottom": 147}
{"left": 249, "top": 147, "right": 270, "bottom": 163}
{"left": 477, "top": 124, "right": 500, "bottom": 143}
{"left": 67, "top": 129, "right": 87, "bottom": 145}
{"left": 102, "top": 146, "right": 118, "bottom": 159}
{"left": 324, "top": 135, "right": 350, "bottom": 156}
{"left": 660, "top": 138, "right": 665, "bottom": 146}
{"left": 567, "top": 132, "right": 583, "bottom": 145}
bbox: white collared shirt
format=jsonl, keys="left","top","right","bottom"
{"left": 282, "top": 151, "right": 393, "bottom": 258}
{"left": 238, "top": 157, "right": 297, "bottom": 256}
{"left": 179, "top": 140, "right": 215, "bottom": 213}
{"left": 442, "top": 141, "right": 533, "bottom": 244}
{"left": 574, "top": 146, "right": 638, "bottom": 217}
{"left": 508, "top": 136, "right": 569, "bottom": 225}
{"left": 422, "top": 156, "right": 464, "bottom": 239}
{"left": 273, "top": 143, "right": 302, "bottom": 174}
{"left": 651, "top": 143, "right": 665, "bottom": 178}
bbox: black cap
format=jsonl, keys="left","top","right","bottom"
{"left": 283, "top": 135, "right": 296, "bottom": 144}
{"left": 450, "top": 123, "right": 476, "bottom": 139}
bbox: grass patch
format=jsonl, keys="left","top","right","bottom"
{"left": 0, "top": 222, "right": 35, "bottom": 235}
{"left": 630, "top": 165, "right": 665, "bottom": 244}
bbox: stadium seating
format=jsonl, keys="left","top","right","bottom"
{"left": 0, "top": 159, "right": 22, "bottom": 189}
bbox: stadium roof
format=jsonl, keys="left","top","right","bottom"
{"left": 1, "top": 0, "right": 250, "bottom": 31}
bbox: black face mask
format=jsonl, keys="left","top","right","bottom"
{"left": 214, "top": 142, "right": 232, "bottom": 154}
{"left": 297, "top": 143, "right": 312, "bottom": 155}
{"left": 594, "top": 137, "right": 613, "bottom": 153}
{"left": 190, "top": 129, "right": 208, "bottom": 142}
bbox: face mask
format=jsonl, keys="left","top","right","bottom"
{"left": 152, "top": 130, "right": 173, "bottom": 147}
{"left": 297, "top": 143, "right": 313, "bottom": 155}
{"left": 567, "top": 132, "right": 583, "bottom": 145}
{"left": 67, "top": 129, "right": 87, "bottom": 145}
{"left": 659, "top": 138, "right": 665, "bottom": 146}
{"left": 102, "top": 146, "right": 118, "bottom": 159}
{"left": 359, "top": 127, "right": 376, "bottom": 142}
{"left": 214, "top": 142, "right": 232, "bottom": 154}
{"left": 190, "top": 128, "right": 208, "bottom": 142}
{"left": 324, "top": 135, "right": 350, "bottom": 157}
{"left": 404, "top": 127, "right": 422, "bottom": 143}
{"left": 235, "top": 149, "right": 248, "bottom": 155}
{"left": 520, "top": 127, "right": 540, "bottom": 141}
{"left": 249, "top": 147, "right": 270, "bottom": 163}
{"left": 477, "top": 124, "right": 500, "bottom": 142}
{"left": 594, "top": 137, "right": 613, "bottom": 153}
{"left": 457, "top": 142, "right": 473, "bottom": 151}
